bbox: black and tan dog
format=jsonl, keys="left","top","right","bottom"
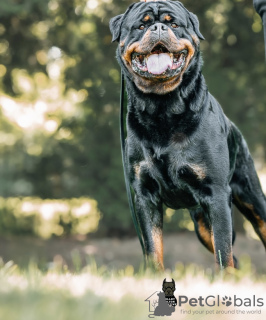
{"left": 110, "top": 0, "right": 266, "bottom": 271}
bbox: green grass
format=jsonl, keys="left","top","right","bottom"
{"left": 0, "top": 258, "right": 265, "bottom": 320}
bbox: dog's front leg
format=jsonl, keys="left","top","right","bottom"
{"left": 134, "top": 194, "right": 164, "bottom": 271}
{"left": 206, "top": 189, "right": 235, "bottom": 270}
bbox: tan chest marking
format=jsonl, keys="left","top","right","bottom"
{"left": 189, "top": 164, "right": 206, "bottom": 180}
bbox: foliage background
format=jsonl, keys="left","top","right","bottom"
{"left": 0, "top": 0, "right": 265, "bottom": 238}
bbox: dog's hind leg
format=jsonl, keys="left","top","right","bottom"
{"left": 190, "top": 207, "right": 238, "bottom": 267}
{"left": 230, "top": 139, "right": 266, "bottom": 249}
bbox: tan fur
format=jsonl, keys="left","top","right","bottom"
{"left": 164, "top": 14, "right": 172, "bottom": 22}
{"left": 244, "top": 202, "right": 266, "bottom": 240}
{"left": 191, "top": 34, "right": 199, "bottom": 45}
{"left": 197, "top": 217, "right": 214, "bottom": 252}
{"left": 134, "top": 164, "right": 141, "bottom": 179}
{"left": 211, "top": 232, "right": 234, "bottom": 268}
{"left": 120, "top": 37, "right": 127, "bottom": 48}
{"left": 123, "top": 41, "right": 142, "bottom": 66}
{"left": 143, "top": 15, "right": 151, "bottom": 22}
{"left": 151, "top": 227, "right": 164, "bottom": 270}
{"left": 189, "top": 164, "right": 206, "bottom": 180}
{"left": 134, "top": 159, "right": 153, "bottom": 179}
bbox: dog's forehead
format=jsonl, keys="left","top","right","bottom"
{"left": 124, "top": 1, "right": 188, "bottom": 25}
{"left": 164, "top": 282, "right": 173, "bottom": 286}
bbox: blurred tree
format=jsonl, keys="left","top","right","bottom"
{"left": 0, "top": 0, "right": 265, "bottom": 236}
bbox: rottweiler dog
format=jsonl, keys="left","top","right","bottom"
{"left": 110, "top": 0, "right": 266, "bottom": 271}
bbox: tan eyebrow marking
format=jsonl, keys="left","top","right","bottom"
{"left": 143, "top": 15, "right": 151, "bottom": 22}
{"left": 164, "top": 14, "right": 172, "bottom": 21}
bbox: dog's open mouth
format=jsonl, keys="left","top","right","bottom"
{"left": 131, "top": 44, "right": 187, "bottom": 78}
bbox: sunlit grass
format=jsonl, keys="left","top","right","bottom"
{"left": 0, "top": 257, "right": 265, "bottom": 320}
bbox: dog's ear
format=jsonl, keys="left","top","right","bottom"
{"left": 172, "top": 278, "right": 175, "bottom": 289}
{"left": 109, "top": 4, "right": 136, "bottom": 42}
{"left": 109, "top": 14, "right": 124, "bottom": 42}
{"left": 188, "top": 11, "right": 205, "bottom": 40}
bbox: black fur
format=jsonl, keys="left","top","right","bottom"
{"left": 110, "top": 1, "right": 266, "bottom": 270}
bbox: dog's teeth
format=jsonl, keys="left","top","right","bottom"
{"left": 170, "top": 53, "right": 173, "bottom": 62}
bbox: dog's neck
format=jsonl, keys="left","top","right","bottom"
{"left": 124, "top": 52, "right": 208, "bottom": 116}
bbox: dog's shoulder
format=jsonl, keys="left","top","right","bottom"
{"left": 206, "top": 93, "right": 231, "bottom": 137}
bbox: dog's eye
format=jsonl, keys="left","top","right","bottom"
{"left": 171, "top": 23, "right": 178, "bottom": 28}
{"left": 139, "top": 25, "right": 145, "bottom": 30}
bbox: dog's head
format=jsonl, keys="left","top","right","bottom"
{"left": 162, "top": 278, "right": 176, "bottom": 296}
{"left": 110, "top": 0, "right": 204, "bottom": 94}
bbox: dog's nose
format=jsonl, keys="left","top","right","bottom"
{"left": 150, "top": 23, "right": 168, "bottom": 33}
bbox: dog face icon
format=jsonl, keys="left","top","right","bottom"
{"left": 162, "top": 278, "right": 175, "bottom": 296}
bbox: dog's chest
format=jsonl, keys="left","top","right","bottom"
{"left": 147, "top": 143, "right": 202, "bottom": 177}
{"left": 133, "top": 142, "right": 206, "bottom": 208}
{"left": 127, "top": 108, "right": 200, "bottom": 147}
{"left": 127, "top": 108, "right": 213, "bottom": 208}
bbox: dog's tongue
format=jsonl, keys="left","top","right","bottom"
{"left": 147, "top": 53, "right": 172, "bottom": 75}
